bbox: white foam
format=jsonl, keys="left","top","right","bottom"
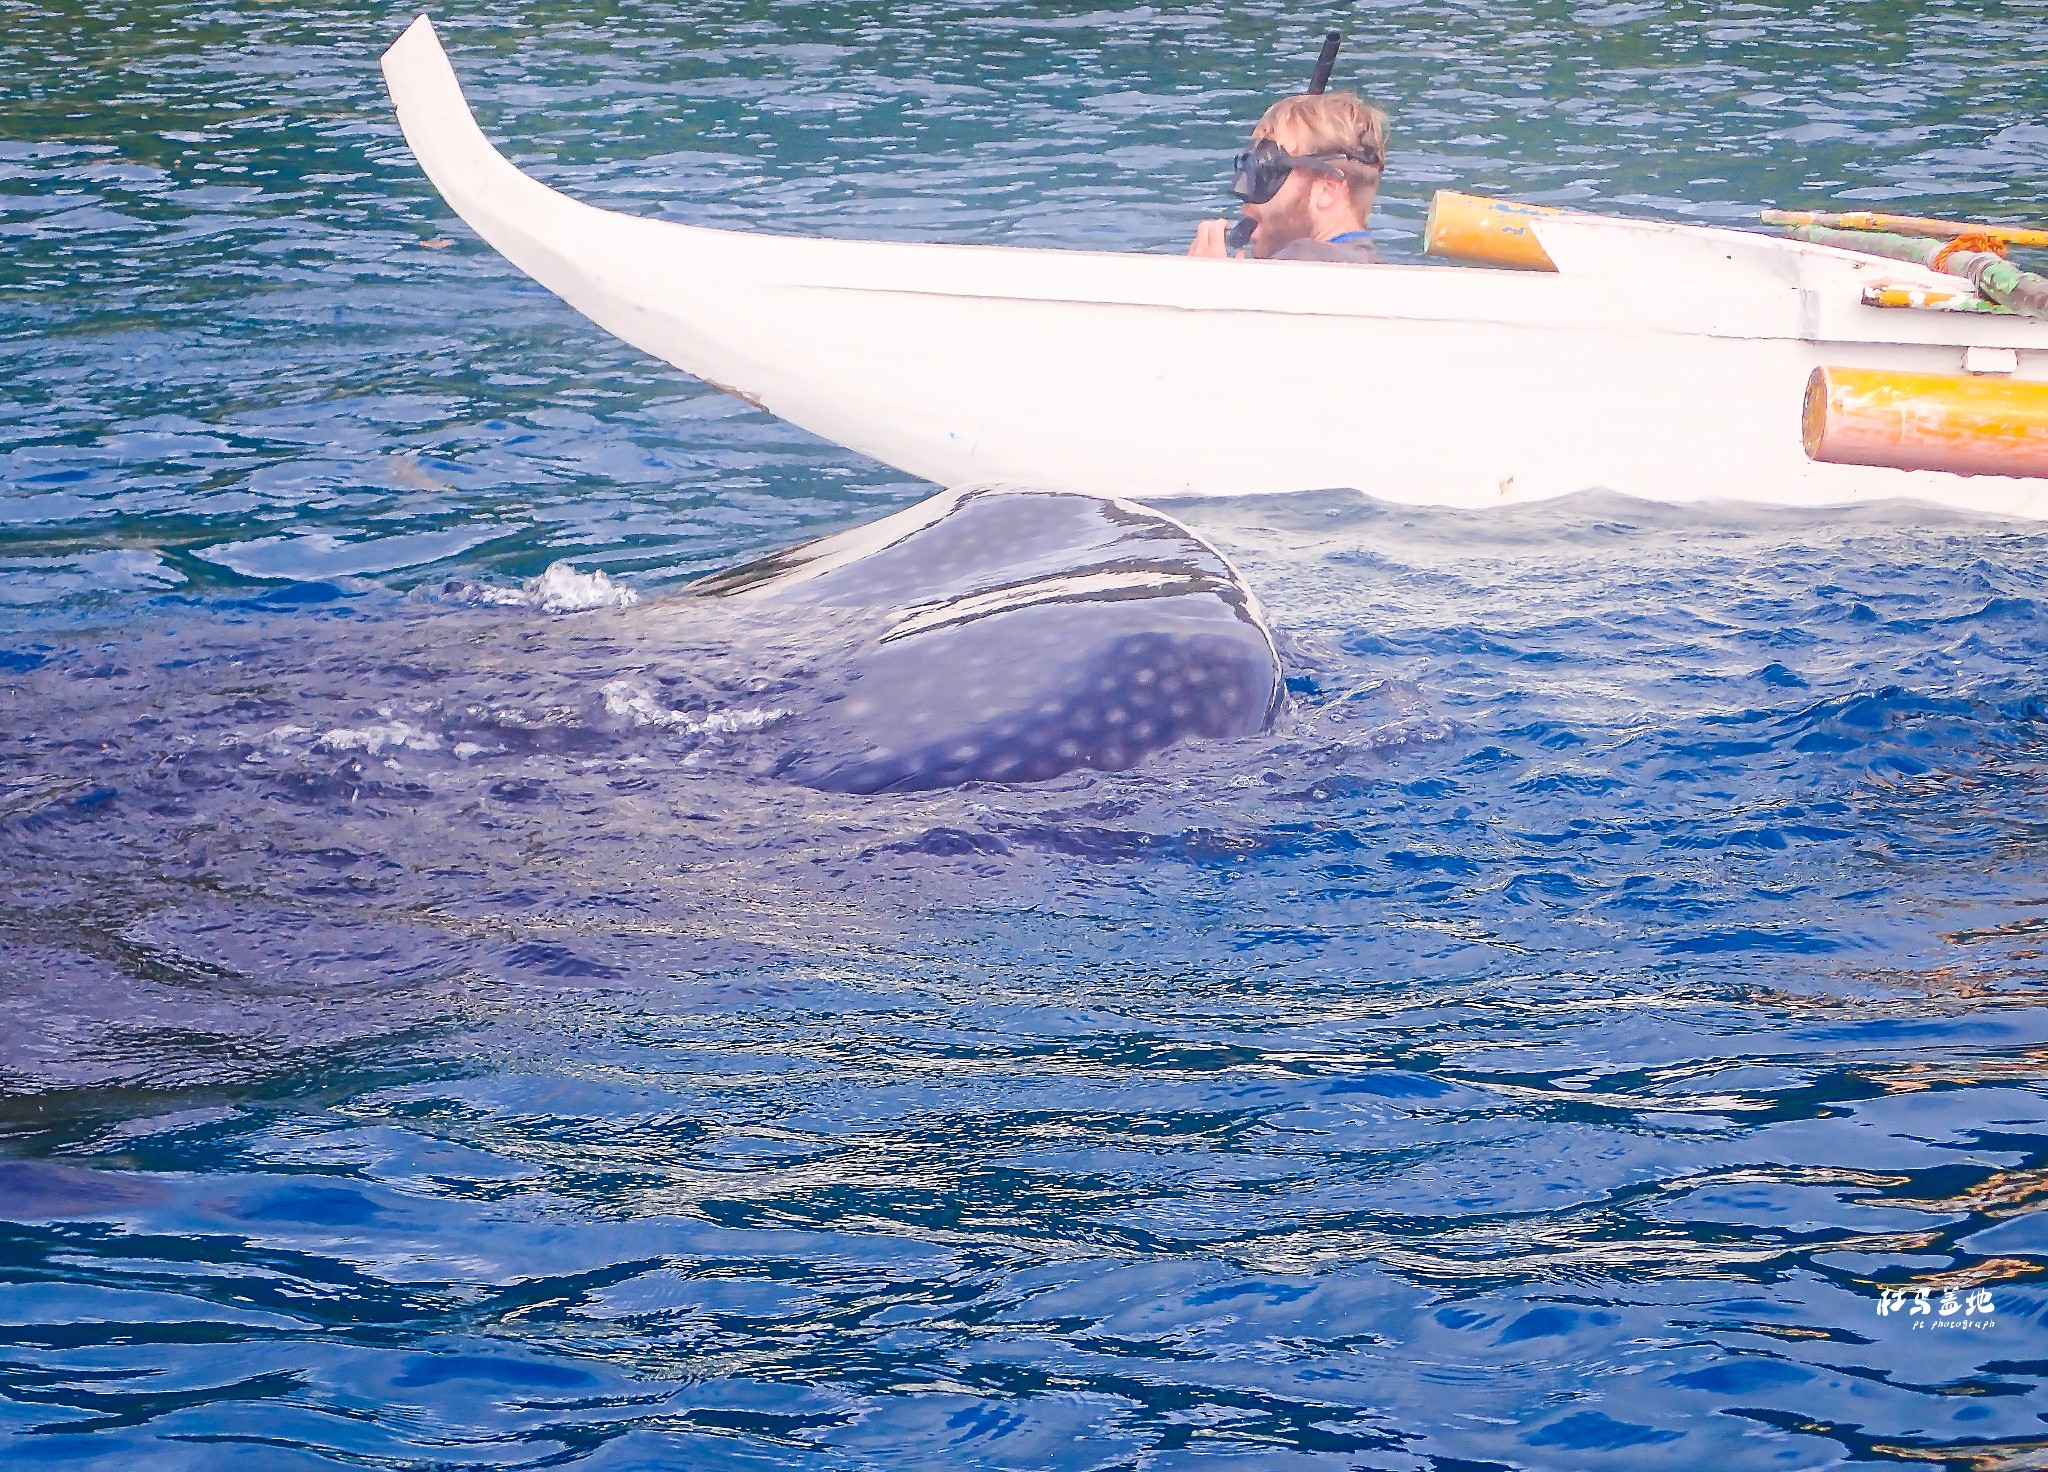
{"left": 458, "top": 561, "right": 640, "bottom": 614}
{"left": 600, "top": 678, "right": 787, "bottom": 736}
{"left": 694, "top": 706, "right": 789, "bottom": 735}
{"left": 529, "top": 562, "right": 639, "bottom": 612}
{"left": 316, "top": 721, "right": 441, "bottom": 755}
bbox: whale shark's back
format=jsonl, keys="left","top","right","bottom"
{"left": 695, "top": 488, "right": 1282, "bottom": 793}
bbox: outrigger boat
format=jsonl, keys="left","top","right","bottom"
{"left": 380, "top": 15, "right": 2048, "bottom": 520}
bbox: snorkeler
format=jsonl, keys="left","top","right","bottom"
{"left": 1189, "top": 90, "right": 1387, "bottom": 262}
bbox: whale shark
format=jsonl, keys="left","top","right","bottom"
{"left": 693, "top": 486, "right": 1282, "bottom": 793}
{"left": 0, "top": 487, "right": 1287, "bottom": 1093}
{"left": 0, "top": 487, "right": 1284, "bottom": 855}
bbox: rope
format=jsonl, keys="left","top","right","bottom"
{"left": 1931, "top": 232, "right": 2008, "bottom": 272}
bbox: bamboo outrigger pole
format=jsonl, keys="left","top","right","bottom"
{"left": 1763, "top": 208, "right": 2048, "bottom": 252}
{"left": 1780, "top": 224, "right": 2048, "bottom": 316}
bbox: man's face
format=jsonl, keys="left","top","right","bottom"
{"left": 1241, "top": 118, "right": 1320, "bottom": 259}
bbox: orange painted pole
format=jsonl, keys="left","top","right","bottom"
{"left": 1764, "top": 208, "right": 2048, "bottom": 251}
{"left": 1803, "top": 366, "right": 2048, "bottom": 477}
{"left": 1423, "top": 191, "right": 1560, "bottom": 272}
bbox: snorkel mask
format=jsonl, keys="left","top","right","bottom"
{"left": 1228, "top": 138, "right": 1382, "bottom": 206}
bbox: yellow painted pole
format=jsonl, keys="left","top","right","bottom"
{"left": 1803, "top": 367, "right": 2048, "bottom": 477}
{"left": 1423, "top": 191, "right": 1561, "bottom": 272}
{"left": 1859, "top": 283, "right": 2001, "bottom": 313}
{"left": 1763, "top": 208, "right": 2048, "bottom": 251}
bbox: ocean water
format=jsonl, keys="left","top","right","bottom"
{"left": 7, "top": 0, "right": 2048, "bottom": 1467}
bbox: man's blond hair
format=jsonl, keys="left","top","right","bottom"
{"left": 1252, "top": 92, "right": 1387, "bottom": 214}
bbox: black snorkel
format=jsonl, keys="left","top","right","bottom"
{"left": 1228, "top": 31, "right": 1343, "bottom": 251}
{"left": 1308, "top": 28, "right": 1342, "bottom": 94}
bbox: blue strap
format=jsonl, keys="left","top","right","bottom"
{"left": 1326, "top": 230, "right": 1374, "bottom": 244}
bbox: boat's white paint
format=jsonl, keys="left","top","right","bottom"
{"left": 379, "top": 14, "right": 2048, "bottom": 519}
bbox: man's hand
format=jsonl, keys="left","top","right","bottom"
{"left": 1189, "top": 218, "right": 1231, "bottom": 257}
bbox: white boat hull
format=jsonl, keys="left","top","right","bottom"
{"left": 380, "top": 15, "right": 2048, "bottom": 520}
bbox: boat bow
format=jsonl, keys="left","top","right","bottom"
{"left": 381, "top": 15, "right": 797, "bottom": 403}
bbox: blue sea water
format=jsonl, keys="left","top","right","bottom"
{"left": 7, "top": 0, "right": 2048, "bottom": 1467}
